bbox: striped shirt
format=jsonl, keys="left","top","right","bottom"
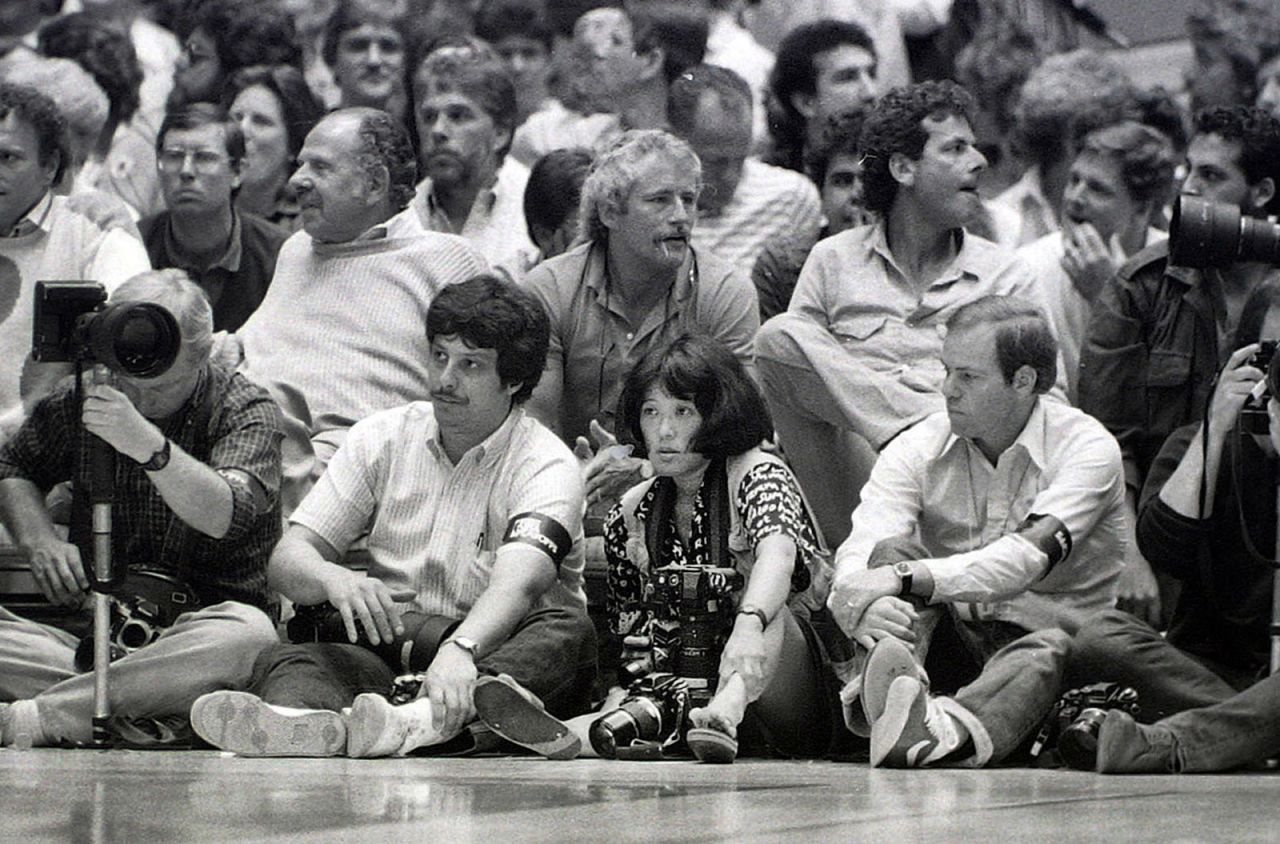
{"left": 690, "top": 158, "right": 822, "bottom": 275}
{"left": 291, "top": 403, "right": 586, "bottom": 618}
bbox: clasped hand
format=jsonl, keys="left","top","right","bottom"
{"left": 829, "top": 567, "right": 919, "bottom": 650}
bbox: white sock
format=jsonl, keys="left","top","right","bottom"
{"left": 7, "top": 700, "right": 47, "bottom": 749}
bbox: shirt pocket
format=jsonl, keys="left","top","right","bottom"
{"left": 832, "top": 313, "right": 889, "bottom": 343}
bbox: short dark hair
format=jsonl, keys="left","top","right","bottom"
{"left": 525, "top": 147, "right": 593, "bottom": 241}
{"left": 158, "top": 102, "right": 245, "bottom": 165}
{"left": 668, "top": 63, "right": 752, "bottom": 136}
{"left": 859, "top": 80, "right": 975, "bottom": 214}
{"left": 343, "top": 108, "right": 417, "bottom": 212}
{"left": 1193, "top": 105, "right": 1280, "bottom": 213}
{"left": 1078, "top": 121, "right": 1176, "bottom": 206}
{"left": 768, "top": 19, "right": 875, "bottom": 171}
{"left": 631, "top": 2, "right": 709, "bottom": 85}
{"left": 946, "top": 296, "right": 1058, "bottom": 394}
{"left": 221, "top": 64, "right": 325, "bottom": 160}
{"left": 193, "top": 0, "right": 302, "bottom": 77}
{"left": 426, "top": 274, "right": 550, "bottom": 403}
{"left": 617, "top": 334, "right": 773, "bottom": 459}
{"left": 412, "top": 50, "right": 518, "bottom": 158}
{"left": 38, "top": 11, "right": 143, "bottom": 130}
{"left": 0, "top": 81, "right": 67, "bottom": 185}
{"left": 805, "top": 110, "right": 865, "bottom": 186}
{"left": 321, "top": 0, "right": 405, "bottom": 69}
{"left": 475, "top": 0, "right": 553, "bottom": 50}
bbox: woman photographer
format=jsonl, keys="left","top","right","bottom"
{"left": 473, "top": 334, "right": 847, "bottom": 762}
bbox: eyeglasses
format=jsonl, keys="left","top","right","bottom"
{"left": 157, "top": 149, "right": 229, "bottom": 174}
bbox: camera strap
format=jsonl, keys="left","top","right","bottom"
{"left": 643, "top": 456, "right": 731, "bottom": 570}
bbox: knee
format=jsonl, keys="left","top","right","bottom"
{"left": 754, "top": 313, "right": 808, "bottom": 370}
{"left": 1018, "top": 627, "right": 1074, "bottom": 663}
{"left": 200, "top": 601, "right": 280, "bottom": 648}
{"left": 1072, "top": 609, "right": 1148, "bottom": 656}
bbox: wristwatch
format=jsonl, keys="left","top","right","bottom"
{"left": 442, "top": 635, "right": 480, "bottom": 658}
{"left": 892, "top": 561, "right": 914, "bottom": 597}
{"left": 141, "top": 438, "right": 171, "bottom": 472}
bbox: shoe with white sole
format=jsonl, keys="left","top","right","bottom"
{"left": 190, "top": 690, "right": 346, "bottom": 757}
{"left": 869, "top": 676, "right": 963, "bottom": 768}
{"left": 346, "top": 694, "right": 447, "bottom": 758}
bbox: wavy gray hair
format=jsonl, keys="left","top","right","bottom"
{"left": 578, "top": 129, "right": 701, "bottom": 243}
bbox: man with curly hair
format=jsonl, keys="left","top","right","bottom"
{"left": 231, "top": 108, "right": 487, "bottom": 511}
{"left": 755, "top": 80, "right": 1050, "bottom": 550}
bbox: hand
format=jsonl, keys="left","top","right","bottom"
{"left": 1207, "top": 344, "right": 1265, "bottom": 444}
{"left": 718, "top": 619, "right": 767, "bottom": 699}
{"left": 575, "top": 419, "right": 648, "bottom": 507}
{"left": 422, "top": 643, "right": 478, "bottom": 737}
{"left": 319, "top": 567, "right": 411, "bottom": 646}
{"left": 849, "top": 595, "right": 919, "bottom": 651}
{"left": 28, "top": 536, "right": 89, "bottom": 606}
{"left": 1115, "top": 545, "right": 1162, "bottom": 628}
{"left": 80, "top": 381, "right": 162, "bottom": 463}
{"left": 1061, "top": 220, "right": 1120, "bottom": 301}
{"left": 828, "top": 567, "right": 900, "bottom": 637}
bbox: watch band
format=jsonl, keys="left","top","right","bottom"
{"left": 893, "top": 561, "right": 914, "bottom": 597}
{"left": 141, "top": 438, "right": 171, "bottom": 472}
{"left": 442, "top": 635, "right": 480, "bottom": 658}
{"left": 736, "top": 606, "right": 770, "bottom": 629}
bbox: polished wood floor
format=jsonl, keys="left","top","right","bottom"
{"left": 2, "top": 748, "right": 1276, "bottom": 842}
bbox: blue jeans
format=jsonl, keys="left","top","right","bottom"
{"left": 249, "top": 603, "right": 598, "bottom": 719}
{"left": 1150, "top": 671, "right": 1280, "bottom": 771}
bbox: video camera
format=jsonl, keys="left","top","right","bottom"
{"left": 589, "top": 564, "right": 743, "bottom": 758}
{"left": 32, "top": 280, "right": 181, "bottom": 377}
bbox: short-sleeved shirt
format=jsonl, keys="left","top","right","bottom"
{"left": 835, "top": 399, "right": 1125, "bottom": 632}
{"left": 138, "top": 209, "right": 288, "bottom": 332}
{"left": 524, "top": 241, "right": 759, "bottom": 443}
{"left": 0, "top": 360, "right": 284, "bottom": 610}
{"left": 604, "top": 460, "right": 820, "bottom": 658}
{"left": 290, "top": 403, "right": 587, "bottom": 617}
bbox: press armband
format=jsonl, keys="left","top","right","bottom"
{"left": 1015, "top": 514, "right": 1072, "bottom": 574}
{"left": 502, "top": 512, "right": 572, "bottom": 569}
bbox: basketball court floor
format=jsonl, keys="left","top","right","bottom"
{"left": 3, "top": 748, "right": 1276, "bottom": 842}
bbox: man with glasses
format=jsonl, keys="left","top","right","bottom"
{"left": 138, "top": 104, "right": 287, "bottom": 332}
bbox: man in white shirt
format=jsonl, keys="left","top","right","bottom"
{"left": 829, "top": 296, "right": 1125, "bottom": 769}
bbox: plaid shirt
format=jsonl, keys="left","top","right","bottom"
{"left": 0, "top": 360, "right": 283, "bottom": 610}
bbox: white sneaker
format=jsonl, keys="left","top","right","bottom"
{"left": 190, "top": 690, "right": 346, "bottom": 757}
{"left": 345, "top": 695, "right": 447, "bottom": 758}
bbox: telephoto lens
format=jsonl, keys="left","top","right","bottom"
{"left": 1170, "top": 195, "right": 1280, "bottom": 268}
{"left": 588, "top": 696, "right": 667, "bottom": 758}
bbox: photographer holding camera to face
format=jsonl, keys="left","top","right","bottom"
{"left": 0, "top": 269, "right": 284, "bottom": 749}
{"left": 1063, "top": 282, "right": 1280, "bottom": 773}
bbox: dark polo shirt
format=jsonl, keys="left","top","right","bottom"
{"left": 139, "top": 209, "right": 288, "bottom": 331}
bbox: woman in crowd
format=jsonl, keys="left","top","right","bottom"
{"left": 474, "top": 335, "right": 847, "bottom": 763}
{"left": 221, "top": 64, "right": 324, "bottom": 231}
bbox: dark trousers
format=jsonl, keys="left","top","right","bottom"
{"left": 248, "top": 603, "right": 598, "bottom": 719}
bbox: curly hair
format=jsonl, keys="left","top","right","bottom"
{"left": 38, "top": 12, "right": 143, "bottom": 130}
{"left": 1193, "top": 105, "right": 1280, "bottom": 212}
{"left": 0, "top": 80, "right": 69, "bottom": 185}
{"left": 426, "top": 273, "right": 550, "bottom": 403}
{"left": 221, "top": 64, "right": 325, "bottom": 159}
{"left": 1012, "top": 50, "right": 1136, "bottom": 168}
{"left": 348, "top": 107, "right": 417, "bottom": 212}
{"left": 578, "top": 129, "right": 700, "bottom": 243}
{"left": 859, "top": 80, "right": 975, "bottom": 214}
{"left": 1077, "top": 121, "right": 1176, "bottom": 206}
{"left": 767, "top": 19, "right": 875, "bottom": 173}
{"left": 194, "top": 0, "right": 302, "bottom": 75}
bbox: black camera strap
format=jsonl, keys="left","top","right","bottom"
{"left": 644, "top": 456, "right": 731, "bottom": 570}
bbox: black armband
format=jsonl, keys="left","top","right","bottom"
{"left": 503, "top": 512, "right": 572, "bottom": 569}
{"left": 1016, "top": 514, "right": 1072, "bottom": 572}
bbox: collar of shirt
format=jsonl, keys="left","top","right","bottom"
{"left": 417, "top": 176, "right": 497, "bottom": 236}
{"left": 162, "top": 208, "right": 244, "bottom": 273}
{"left": 865, "top": 217, "right": 982, "bottom": 288}
{"left": 3, "top": 191, "right": 53, "bottom": 238}
{"left": 585, "top": 240, "right": 697, "bottom": 324}
{"left": 426, "top": 404, "right": 525, "bottom": 468}
{"left": 939, "top": 397, "right": 1049, "bottom": 475}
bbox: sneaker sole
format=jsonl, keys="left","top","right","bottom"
{"left": 345, "top": 694, "right": 405, "bottom": 758}
{"left": 862, "top": 638, "right": 922, "bottom": 727}
{"left": 190, "top": 691, "right": 345, "bottom": 757}
{"left": 473, "top": 678, "right": 580, "bottom": 761}
{"left": 869, "top": 676, "right": 927, "bottom": 767}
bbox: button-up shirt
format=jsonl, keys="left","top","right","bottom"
{"left": 291, "top": 403, "right": 586, "bottom": 617}
{"left": 835, "top": 399, "right": 1125, "bottom": 632}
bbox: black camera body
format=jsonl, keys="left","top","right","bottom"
{"left": 33, "top": 280, "right": 181, "bottom": 378}
{"left": 73, "top": 570, "right": 200, "bottom": 671}
{"left": 1241, "top": 340, "right": 1279, "bottom": 434}
{"left": 1031, "top": 681, "right": 1140, "bottom": 769}
{"left": 588, "top": 672, "right": 691, "bottom": 759}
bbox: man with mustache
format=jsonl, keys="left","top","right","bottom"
{"left": 755, "top": 81, "right": 1052, "bottom": 551}
{"left": 232, "top": 107, "right": 486, "bottom": 512}
{"left": 523, "top": 129, "right": 758, "bottom": 516}
{"left": 0, "top": 269, "right": 283, "bottom": 748}
{"left": 406, "top": 48, "right": 536, "bottom": 283}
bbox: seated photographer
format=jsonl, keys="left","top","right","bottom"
{"left": 471, "top": 334, "right": 844, "bottom": 763}
{"left": 190, "top": 275, "right": 597, "bottom": 759}
{"left": 0, "top": 269, "right": 284, "bottom": 748}
{"left": 829, "top": 296, "right": 1126, "bottom": 769}
{"left": 1062, "top": 288, "right": 1280, "bottom": 773}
